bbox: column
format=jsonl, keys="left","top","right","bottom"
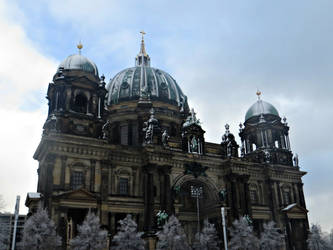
{"left": 143, "top": 165, "right": 155, "bottom": 232}
{"left": 159, "top": 169, "right": 166, "bottom": 210}
{"left": 165, "top": 172, "right": 172, "bottom": 214}
{"left": 280, "top": 134, "right": 286, "bottom": 149}
{"left": 261, "top": 131, "right": 265, "bottom": 148}
{"left": 227, "top": 174, "right": 239, "bottom": 219}
{"left": 298, "top": 183, "right": 306, "bottom": 208}
{"left": 264, "top": 130, "right": 269, "bottom": 147}
{"left": 266, "top": 179, "right": 277, "bottom": 221}
{"left": 60, "top": 156, "right": 67, "bottom": 189}
{"left": 243, "top": 175, "right": 251, "bottom": 215}
{"left": 90, "top": 160, "right": 96, "bottom": 192}
{"left": 110, "top": 213, "right": 116, "bottom": 235}
{"left": 285, "top": 134, "right": 291, "bottom": 150}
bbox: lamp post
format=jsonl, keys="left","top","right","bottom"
{"left": 190, "top": 185, "right": 203, "bottom": 234}
{"left": 221, "top": 207, "right": 228, "bottom": 250}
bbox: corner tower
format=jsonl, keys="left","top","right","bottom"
{"left": 44, "top": 43, "right": 107, "bottom": 138}
{"left": 239, "top": 91, "right": 293, "bottom": 166}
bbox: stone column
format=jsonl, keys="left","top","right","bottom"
{"left": 143, "top": 165, "right": 155, "bottom": 232}
{"left": 242, "top": 175, "right": 251, "bottom": 215}
{"left": 110, "top": 213, "right": 116, "bottom": 235}
{"left": 60, "top": 156, "right": 67, "bottom": 190}
{"left": 227, "top": 174, "right": 239, "bottom": 219}
{"left": 90, "top": 160, "right": 96, "bottom": 192}
{"left": 100, "top": 161, "right": 109, "bottom": 200}
{"left": 266, "top": 179, "right": 277, "bottom": 221}
{"left": 298, "top": 183, "right": 306, "bottom": 208}
{"left": 165, "top": 171, "right": 172, "bottom": 215}
{"left": 158, "top": 168, "right": 166, "bottom": 210}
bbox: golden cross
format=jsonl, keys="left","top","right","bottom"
{"left": 140, "top": 30, "right": 146, "bottom": 40}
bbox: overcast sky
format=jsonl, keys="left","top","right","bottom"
{"left": 0, "top": 0, "right": 332, "bottom": 231}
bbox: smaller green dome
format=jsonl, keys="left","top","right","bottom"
{"left": 57, "top": 54, "right": 99, "bottom": 77}
{"left": 245, "top": 99, "right": 279, "bottom": 121}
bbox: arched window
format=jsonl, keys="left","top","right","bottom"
{"left": 283, "top": 189, "right": 291, "bottom": 205}
{"left": 120, "top": 124, "right": 129, "bottom": 145}
{"left": 73, "top": 93, "right": 87, "bottom": 113}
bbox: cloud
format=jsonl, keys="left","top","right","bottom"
{"left": 3, "top": 0, "right": 333, "bottom": 232}
{"left": 0, "top": 0, "right": 57, "bottom": 213}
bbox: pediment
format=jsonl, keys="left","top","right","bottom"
{"left": 55, "top": 188, "right": 97, "bottom": 201}
{"left": 282, "top": 203, "right": 308, "bottom": 219}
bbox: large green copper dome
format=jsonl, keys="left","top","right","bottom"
{"left": 245, "top": 99, "right": 279, "bottom": 121}
{"left": 106, "top": 66, "right": 188, "bottom": 107}
{"left": 106, "top": 36, "right": 188, "bottom": 110}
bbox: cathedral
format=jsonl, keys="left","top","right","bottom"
{"left": 25, "top": 34, "right": 309, "bottom": 249}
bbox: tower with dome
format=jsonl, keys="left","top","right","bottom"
{"left": 26, "top": 35, "right": 308, "bottom": 249}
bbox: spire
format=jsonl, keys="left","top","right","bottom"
{"left": 140, "top": 31, "right": 147, "bottom": 56}
{"left": 135, "top": 31, "right": 151, "bottom": 67}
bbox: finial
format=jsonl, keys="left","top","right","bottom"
{"left": 256, "top": 89, "right": 262, "bottom": 100}
{"left": 140, "top": 30, "right": 146, "bottom": 40}
{"left": 77, "top": 41, "right": 83, "bottom": 55}
{"left": 139, "top": 30, "right": 147, "bottom": 55}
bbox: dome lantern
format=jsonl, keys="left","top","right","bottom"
{"left": 135, "top": 31, "right": 151, "bottom": 67}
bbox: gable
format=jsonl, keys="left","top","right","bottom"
{"left": 282, "top": 203, "right": 308, "bottom": 219}
{"left": 55, "top": 189, "right": 97, "bottom": 201}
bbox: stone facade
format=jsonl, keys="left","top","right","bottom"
{"left": 26, "top": 39, "right": 309, "bottom": 249}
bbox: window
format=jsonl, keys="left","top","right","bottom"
{"left": 120, "top": 125, "right": 128, "bottom": 145}
{"left": 72, "top": 171, "right": 83, "bottom": 190}
{"left": 119, "top": 178, "right": 128, "bottom": 195}
{"left": 283, "top": 190, "right": 291, "bottom": 205}
{"left": 73, "top": 94, "right": 87, "bottom": 113}
{"left": 250, "top": 190, "right": 258, "bottom": 204}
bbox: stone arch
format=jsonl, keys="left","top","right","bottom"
{"left": 172, "top": 173, "right": 220, "bottom": 203}
{"left": 171, "top": 174, "right": 221, "bottom": 245}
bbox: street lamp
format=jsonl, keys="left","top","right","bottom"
{"left": 190, "top": 185, "right": 203, "bottom": 234}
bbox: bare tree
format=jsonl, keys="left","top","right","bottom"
{"left": 307, "top": 224, "right": 330, "bottom": 250}
{"left": 192, "top": 219, "right": 219, "bottom": 250}
{"left": 259, "top": 221, "right": 283, "bottom": 250}
{"left": 156, "top": 215, "right": 191, "bottom": 250}
{"left": 228, "top": 216, "right": 259, "bottom": 250}
{"left": 70, "top": 211, "right": 107, "bottom": 250}
{"left": 112, "top": 214, "right": 145, "bottom": 250}
{"left": 21, "top": 206, "right": 61, "bottom": 250}
{"left": 0, "top": 220, "right": 10, "bottom": 250}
